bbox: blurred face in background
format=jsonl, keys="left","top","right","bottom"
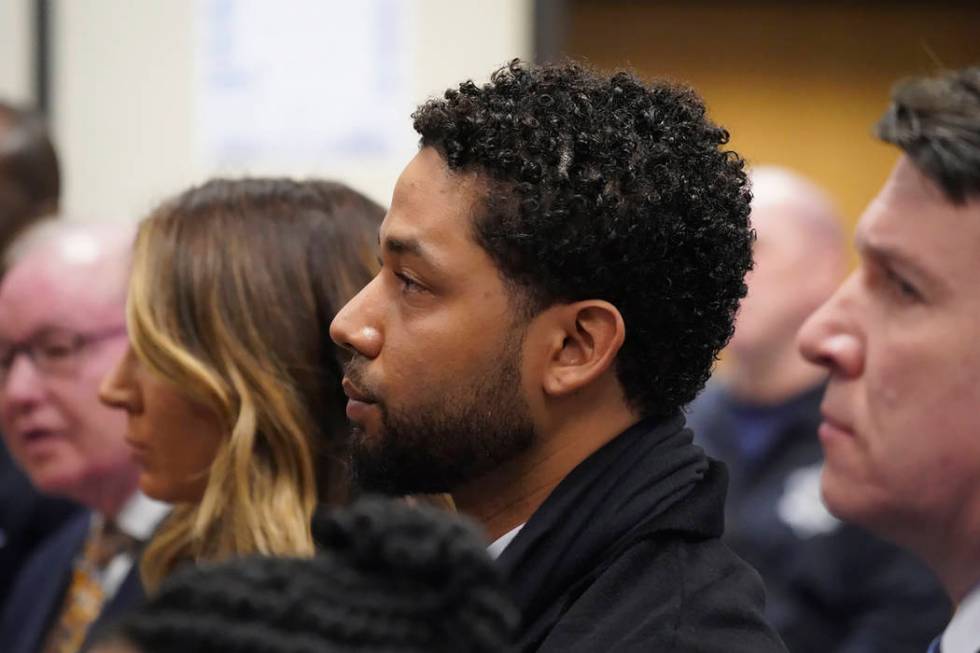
{"left": 798, "top": 157, "right": 980, "bottom": 541}
{"left": 0, "top": 234, "right": 135, "bottom": 505}
{"left": 728, "top": 168, "right": 845, "bottom": 362}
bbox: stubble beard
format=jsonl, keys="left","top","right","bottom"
{"left": 347, "top": 333, "right": 536, "bottom": 496}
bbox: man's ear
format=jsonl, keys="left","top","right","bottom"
{"left": 542, "top": 300, "right": 625, "bottom": 398}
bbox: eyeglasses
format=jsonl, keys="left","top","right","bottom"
{"left": 0, "top": 325, "right": 128, "bottom": 383}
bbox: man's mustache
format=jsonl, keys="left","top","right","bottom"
{"left": 342, "top": 358, "right": 381, "bottom": 404}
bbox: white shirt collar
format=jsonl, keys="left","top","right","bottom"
{"left": 943, "top": 584, "right": 980, "bottom": 653}
{"left": 112, "top": 491, "right": 171, "bottom": 541}
{"left": 487, "top": 523, "right": 524, "bottom": 560}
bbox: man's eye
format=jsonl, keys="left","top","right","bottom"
{"left": 395, "top": 272, "right": 423, "bottom": 294}
{"left": 884, "top": 267, "right": 921, "bottom": 301}
{"left": 40, "top": 342, "right": 76, "bottom": 359}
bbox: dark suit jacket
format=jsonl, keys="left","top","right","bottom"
{"left": 0, "top": 442, "right": 81, "bottom": 606}
{"left": 688, "top": 382, "right": 950, "bottom": 653}
{"left": 0, "top": 510, "right": 145, "bottom": 653}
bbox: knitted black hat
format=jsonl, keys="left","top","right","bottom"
{"left": 101, "top": 498, "right": 518, "bottom": 652}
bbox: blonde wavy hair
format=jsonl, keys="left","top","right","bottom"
{"left": 130, "top": 178, "right": 383, "bottom": 591}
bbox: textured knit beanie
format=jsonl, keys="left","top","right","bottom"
{"left": 97, "top": 497, "right": 518, "bottom": 653}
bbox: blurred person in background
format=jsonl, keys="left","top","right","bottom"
{"left": 687, "top": 166, "right": 950, "bottom": 652}
{"left": 0, "top": 222, "right": 167, "bottom": 653}
{"left": 331, "top": 60, "right": 786, "bottom": 652}
{"left": 0, "top": 100, "right": 81, "bottom": 609}
{"left": 0, "top": 100, "right": 60, "bottom": 255}
{"left": 799, "top": 67, "right": 980, "bottom": 653}
{"left": 99, "top": 178, "right": 383, "bottom": 592}
{"left": 89, "top": 498, "right": 518, "bottom": 653}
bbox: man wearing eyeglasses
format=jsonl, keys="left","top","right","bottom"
{"left": 0, "top": 222, "right": 167, "bottom": 653}
{"left": 0, "top": 99, "right": 81, "bottom": 612}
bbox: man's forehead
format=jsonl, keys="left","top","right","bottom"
{"left": 382, "top": 149, "right": 486, "bottom": 246}
{"left": 0, "top": 252, "right": 124, "bottom": 334}
{"left": 857, "top": 157, "right": 980, "bottom": 284}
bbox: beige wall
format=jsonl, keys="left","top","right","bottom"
{"left": 567, "top": 2, "right": 980, "bottom": 242}
{"left": 50, "top": 0, "right": 533, "bottom": 221}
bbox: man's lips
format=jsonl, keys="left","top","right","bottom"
{"left": 818, "top": 410, "right": 855, "bottom": 441}
{"left": 19, "top": 428, "right": 60, "bottom": 446}
{"left": 341, "top": 378, "right": 379, "bottom": 422}
{"left": 342, "top": 378, "right": 376, "bottom": 404}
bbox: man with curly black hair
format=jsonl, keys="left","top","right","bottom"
{"left": 331, "top": 60, "right": 786, "bottom": 651}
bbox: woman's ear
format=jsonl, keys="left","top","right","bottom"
{"left": 541, "top": 300, "right": 625, "bottom": 398}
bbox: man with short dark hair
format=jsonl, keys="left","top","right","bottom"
{"left": 690, "top": 166, "right": 950, "bottom": 652}
{"left": 331, "top": 60, "right": 786, "bottom": 651}
{"left": 799, "top": 67, "right": 980, "bottom": 653}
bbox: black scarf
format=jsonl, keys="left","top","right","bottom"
{"left": 497, "top": 413, "right": 723, "bottom": 648}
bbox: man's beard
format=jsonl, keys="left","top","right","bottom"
{"left": 345, "top": 333, "right": 535, "bottom": 496}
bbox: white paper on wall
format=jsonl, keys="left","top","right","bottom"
{"left": 195, "top": 0, "right": 416, "bottom": 170}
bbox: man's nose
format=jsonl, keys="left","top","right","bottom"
{"left": 1, "top": 354, "right": 47, "bottom": 407}
{"left": 797, "top": 275, "right": 864, "bottom": 379}
{"left": 330, "top": 279, "right": 383, "bottom": 360}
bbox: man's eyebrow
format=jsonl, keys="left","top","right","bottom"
{"left": 857, "top": 235, "right": 936, "bottom": 285}
{"left": 382, "top": 235, "right": 427, "bottom": 259}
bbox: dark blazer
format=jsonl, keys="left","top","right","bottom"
{"left": 498, "top": 414, "right": 788, "bottom": 652}
{"left": 688, "top": 382, "right": 950, "bottom": 653}
{"left": 0, "top": 442, "right": 81, "bottom": 607}
{"left": 0, "top": 510, "right": 145, "bottom": 653}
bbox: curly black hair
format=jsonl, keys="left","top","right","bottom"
{"left": 877, "top": 66, "right": 980, "bottom": 205}
{"left": 412, "top": 60, "right": 752, "bottom": 418}
{"left": 97, "top": 498, "right": 517, "bottom": 653}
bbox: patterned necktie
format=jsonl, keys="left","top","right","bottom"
{"left": 927, "top": 635, "right": 942, "bottom": 653}
{"left": 40, "top": 519, "right": 138, "bottom": 653}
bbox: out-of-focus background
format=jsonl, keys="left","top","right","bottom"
{"left": 1, "top": 0, "right": 978, "bottom": 230}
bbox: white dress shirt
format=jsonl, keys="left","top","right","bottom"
{"left": 942, "top": 584, "right": 980, "bottom": 653}
{"left": 94, "top": 492, "right": 170, "bottom": 598}
{"left": 487, "top": 523, "right": 524, "bottom": 560}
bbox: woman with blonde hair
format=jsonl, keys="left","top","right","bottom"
{"left": 99, "top": 178, "right": 383, "bottom": 591}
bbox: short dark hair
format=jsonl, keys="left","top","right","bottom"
{"left": 413, "top": 60, "right": 752, "bottom": 418}
{"left": 99, "top": 499, "right": 517, "bottom": 653}
{"left": 876, "top": 66, "right": 980, "bottom": 204}
{"left": 0, "top": 101, "right": 60, "bottom": 250}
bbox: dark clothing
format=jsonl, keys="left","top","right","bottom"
{"left": 498, "top": 414, "right": 787, "bottom": 652}
{"left": 0, "top": 510, "right": 145, "bottom": 653}
{"left": 0, "top": 441, "right": 81, "bottom": 607}
{"left": 688, "top": 382, "right": 950, "bottom": 653}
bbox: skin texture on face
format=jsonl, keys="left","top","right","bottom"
{"left": 0, "top": 229, "right": 137, "bottom": 514}
{"left": 798, "top": 156, "right": 980, "bottom": 559}
{"left": 330, "top": 147, "right": 536, "bottom": 495}
{"left": 99, "top": 346, "right": 226, "bottom": 504}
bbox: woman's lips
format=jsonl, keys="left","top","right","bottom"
{"left": 124, "top": 437, "right": 150, "bottom": 464}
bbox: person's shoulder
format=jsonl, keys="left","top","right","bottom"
{"left": 0, "top": 511, "right": 92, "bottom": 653}
{"left": 541, "top": 534, "right": 786, "bottom": 652}
{"left": 5, "top": 510, "right": 92, "bottom": 584}
{"left": 631, "top": 535, "right": 787, "bottom": 652}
